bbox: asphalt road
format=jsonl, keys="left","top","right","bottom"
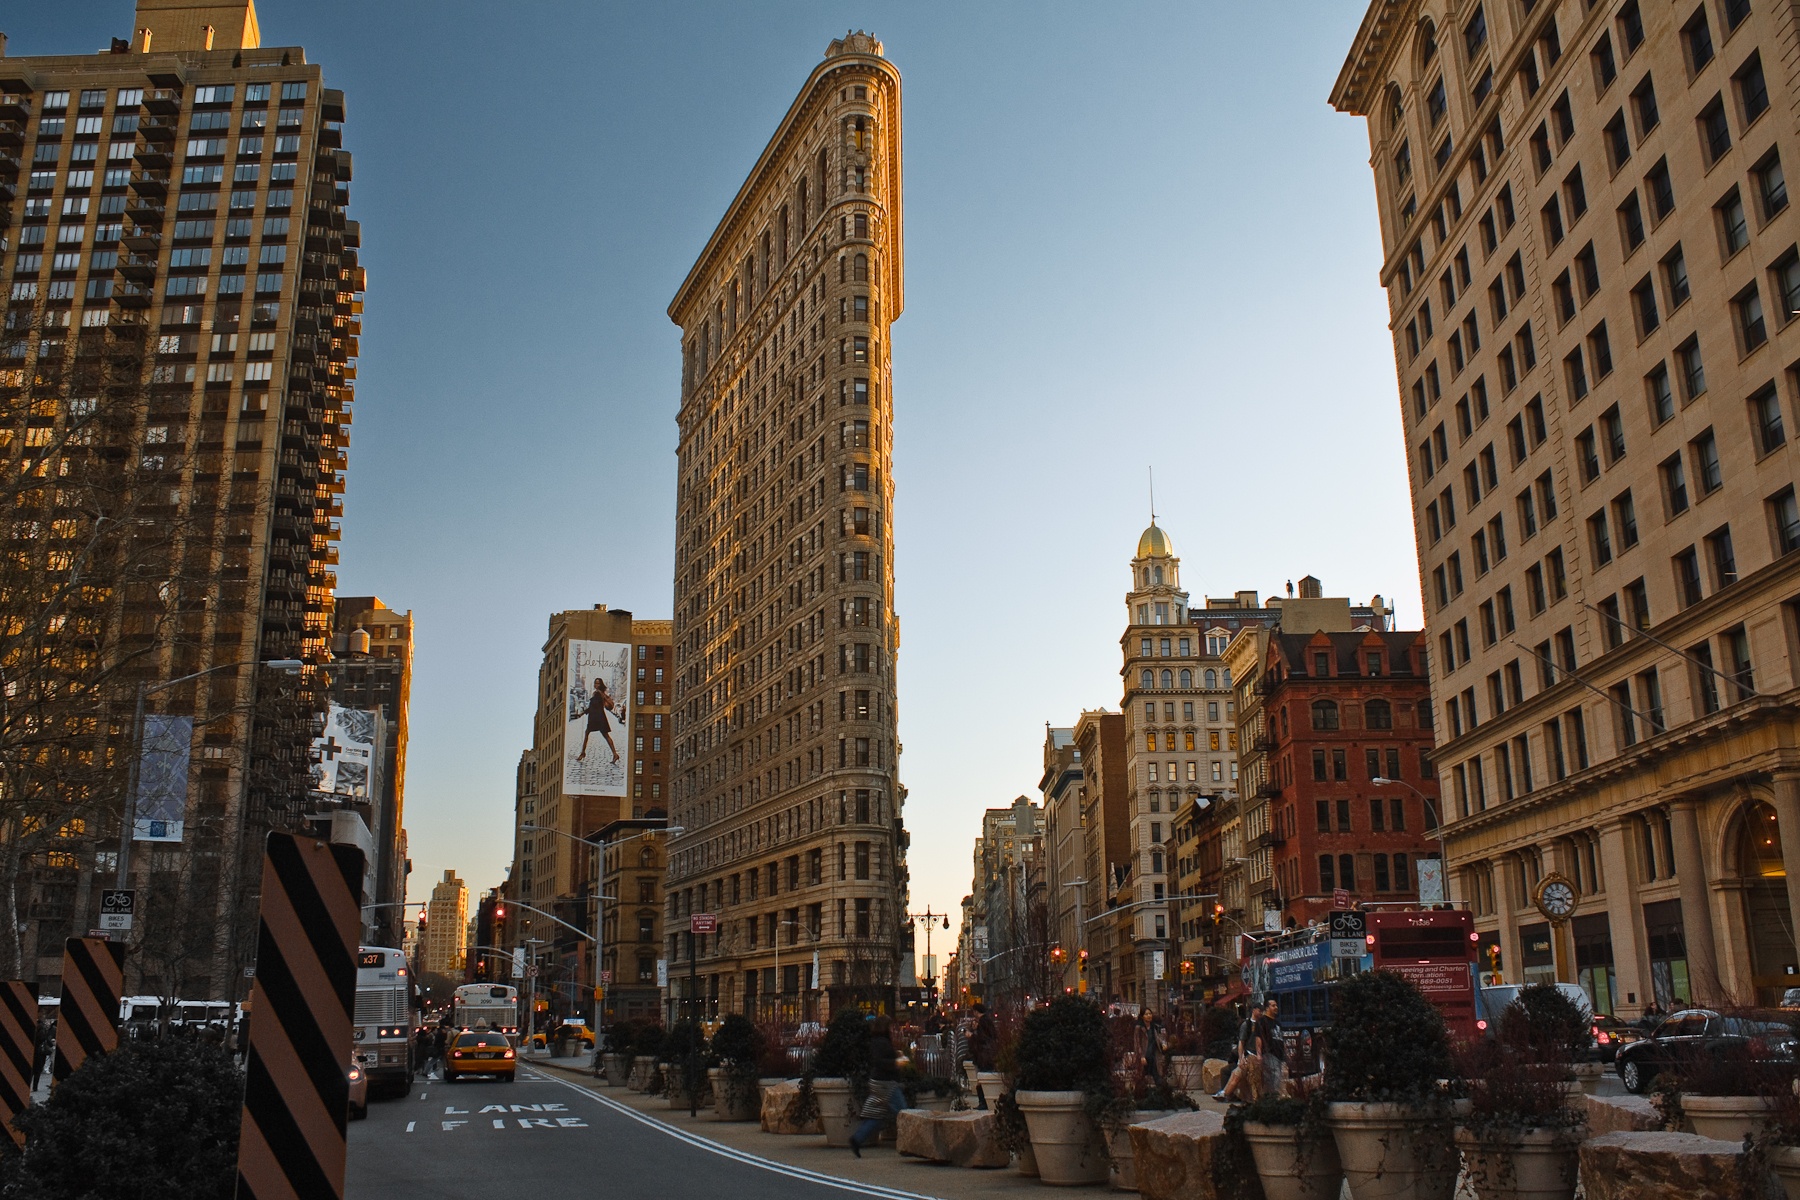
{"left": 347, "top": 1066, "right": 930, "bottom": 1200}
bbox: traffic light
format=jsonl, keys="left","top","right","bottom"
{"left": 1049, "top": 946, "right": 1066, "bottom": 966}
{"left": 495, "top": 903, "right": 506, "bottom": 921}
{"left": 1180, "top": 959, "right": 1195, "bottom": 977}
{"left": 1077, "top": 949, "right": 1089, "bottom": 995}
{"left": 1211, "top": 902, "right": 1225, "bottom": 924}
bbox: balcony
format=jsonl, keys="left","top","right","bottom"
{"left": 117, "top": 252, "right": 159, "bottom": 281}
{"left": 144, "top": 89, "right": 182, "bottom": 115}
{"left": 1255, "top": 675, "right": 1281, "bottom": 696}
{"left": 0, "top": 148, "right": 19, "bottom": 178}
{"left": 0, "top": 120, "right": 22, "bottom": 147}
{"left": 138, "top": 115, "right": 177, "bottom": 143}
{"left": 134, "top": 140, "right": 171, "bottom": 170}
{"left": 1253, "top": 781, "right": 1282, "bottom": 800}
{"left": 1252, "top": 733, "right": 1277, "bottom": 753}
{"left": 124, "top": 196, "right": 166, "bottom": 225}
{"left": 113, "top": 279, "right": 155, "bottom": 308}
{"left": 122, "top": 228, "right": 161, "bottom": 255}
{"left": 129, "top": 169, "right": 170, "bottom": 196}
{"left": 0, "top": 95, "right": 28, "bottom": 121}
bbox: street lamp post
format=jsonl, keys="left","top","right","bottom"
{"left": 906, "top": 907, "right": 952, "bottom": 1008}
{"left": 1371, "top": 776, "right": 1451, "bottom": 902}
{"left": 118, "top": 657, "right": 303, "bottom": 888}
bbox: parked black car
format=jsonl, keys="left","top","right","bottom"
{"left": 1614, "top": 1008, "right": 1799, "bottom": 1093}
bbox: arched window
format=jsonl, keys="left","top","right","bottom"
{"left": 1160, "top": 670, "right": 1174, "bottom": 689}
{"left": 1417, "top": 699, "right": 1433, "bottom": 729}
{"left": 1204, "top": 669, "right": 1217, "bottom": 689}
{"left": 1385, "top": 83, "right": 1405, "bottom": 132}
{"left": 1179, "top": 669, "right": 1192, "bottom": 688}
{"left": 1153, "top": 566, "right": 1164, "bottom": 584}
{"left": 1140, "top": 669, "right": 1154, "bottom": 689}
{"left": 1311, "top": 700, "right": 1340, "bottom": 730}
{"left": 853, "top": 254, "right": 868, "bottom": 282}
{"left": 1365, "top": 699, "right": 1393, "bottom": 729}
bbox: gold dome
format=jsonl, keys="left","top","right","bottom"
{"left": 1136, "top": 523, "right": 1172, "bottom": 558}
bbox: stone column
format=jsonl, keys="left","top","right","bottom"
{"left": 1768, "top": 772, "right": 1800, "bottom": 949}
{"left": 1668, "top": 800, "right": 1723, "bottom": 1002}
{"left": 1494, "top": 852, "right": 1521, "bottom": 981}
{"left": 1597, "top": 818, "right": 1647, "bottom": 1016}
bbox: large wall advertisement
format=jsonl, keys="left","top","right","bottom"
{"left": 563, "top": 639, "right": 631, "bottom": 797}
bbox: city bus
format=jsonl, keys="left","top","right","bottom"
{"left": 1366, "top": 908, "right": 1480, "bottom": 1042}
{"left": 451, "top": 983, "right": 519, "bottom": 1039}
{"left": 1244, "top": 907, "right": 1481, "bottom": 1070}
{"left": 354, "top": 947, "right": 416, "bottom": 1097}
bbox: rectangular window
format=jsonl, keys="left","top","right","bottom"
{"left": 1736, "top": 283, "right": 1768, "bottom": 350}
{"left": 1736, "top": 53, "right": 1770, "bottom": 125}
{"left": 1631, "top": 75, "right": 1660, "bottom": 137}
{"left": 1751, "top": 384, "right": 1786, "bottom": 454}
{"left": 1676, "top": 336, "right": 1706, "bottom": 398}
{"left": 1707, "top": 524, "right": 1738, "bottom": 588}
{"left": 1692, "top": 428, "right": 1723, "bottom": 493}
{"left": 1700, "top": 94, "right": 1732, "bottom": 163}
{"left": 1647, "top": 363, "right": 1675, "bottom": 424}
{"left": 1674, "top": 546, "right": 1705, "bottom": 607}
{"left": 1646, "top": 158, "right": 1675, "bottom": 220}
{"left": 1771, "top": 487, "right": 1800, "bottom": 556}
{"left": 1684, "top": 8, "right": 1714, "bottom": 73}
{"left": 1663, "top": 245, "right": 1691, "bottom": 308}
{"left": 1756, "top": 151, "right": 1788, "bottom": 219}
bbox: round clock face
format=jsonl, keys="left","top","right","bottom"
{"left": 1540, "top": 881, "right": 1576, "bottom": 916}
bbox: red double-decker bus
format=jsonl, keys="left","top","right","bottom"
{"left": 1364, "top": 908, "right": 1480, "bottom": 1042}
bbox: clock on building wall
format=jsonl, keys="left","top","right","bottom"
{"left": 1533, "top": 873, "right": 1578, "bottom": 922}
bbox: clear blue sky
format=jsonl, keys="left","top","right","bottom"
{"left": 16, "top": 3, "right": 1419, "bottom": 949}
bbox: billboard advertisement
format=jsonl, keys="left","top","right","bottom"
{"left": 563, "top": 639, "right": 631, "bottom": 797}
{"left": 131, "top": 713, "right": 192, "bottom": 843}
{"left": 311, "top": 703, "right": 378, "bottom": 800}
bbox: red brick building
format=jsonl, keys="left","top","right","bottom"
{"left": 1260, "top": 629, "right": 1444, "bottom": 925}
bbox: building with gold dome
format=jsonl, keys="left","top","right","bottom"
{"left": 1115, "top": 523, "right": 1285, "bottom": 1007}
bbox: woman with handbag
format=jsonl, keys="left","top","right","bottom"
{"left": 848, "top": 1016, "right": 908, "bottom": 1157}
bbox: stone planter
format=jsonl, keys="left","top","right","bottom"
{"left": 973, "top": 1070, "right": 1005, "bottom": 1108}
{"left": 603, "top": 1053, "right": 630, "bottom": 1087}
{"left": 908, "top": 1092, "right": 954, "bottom": 1113}
{"left": 1015, "top": 1140, "right": 1039, "bottom": 1177}
{"left": 708, "top": 1067, "right": 759, "bottom": 1121}
{"left": 1770, "top": 1145, "right": 1800, "bottom": 1200}
{"left": 1167, "top": 1056, "right": 1206, "bottom": 1093}
{"left": 630, "top": 1055, "right": 657, "bottom": 1091}
{"left": 663, "top": 1066, "right": 708, "bottom": 1110}
{"left": 1243, "top": 1119, "right": 1345, "bottom": 1200}
{"left": 1328, "top": 1101, "right": 1458, "bottom": 1200}
{"left": 1570, "top": 1062, "right": 1604, "bottom": 1095}
{"left": 812, "top": 1077, "right": 856, "bottom": 1147}
{"left": 1455, "top": 1127, "right": 1581, "bottom": 1200}
{"left": 1105, "top": 1110, "right": 1174, "bottom": 1191}
{"left": 1016, "top": 1090, "right": 1107, "bottom": 1185}
{"left": 1681, "top": 1095, "right": 1776, "bottom": 1144}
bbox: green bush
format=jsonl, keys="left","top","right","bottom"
{"left": 1499, "top": 984, "right": 1590, "bottom": 1065}
{"left": 709, "top": 1014, "right": 762, "bottom": 1068}
{"left": 811, "top": 1009, "right": 869, "bottom": 1080}
{"left": 660, "top": 1019, "right": 705, "bottom": 1063}
{"left": 632, "top": 1023, "right": 665, "bottom": 1059}
{"left": 1014, "top": 996, "right": 1110, "bottom": 1093}
{"left": 1322, "top": 970, "right": 1452, "bottom": 1104}
{"left": 1, "top": 1039, "right": 242, "bottom": 1200}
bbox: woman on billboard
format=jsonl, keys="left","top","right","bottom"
{"left": 573, "top": 675, "right": 623, "bottom": 764}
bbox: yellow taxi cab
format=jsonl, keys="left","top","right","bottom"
{"left": 445, "top": 1030, "right": 516, "bottom": 1082}
{"left": 530, "top": 1019, "right": 594, "bottom": 1052}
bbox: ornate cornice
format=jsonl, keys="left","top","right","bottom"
{"left": 1330, "top": 0, "right": 1409, "bottom": 116}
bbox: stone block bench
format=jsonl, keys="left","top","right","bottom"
{"left": 1129, "top": 1110, "right": 1263, "bottom": 1200}
{"left": 758, "top": 1079, "right": 822, "bottom": 1135}
{"left": 895, "top": 1109, "right": 1010, "bottom": 1168}
{"left": 1579, "top": 1130, "right": 1751, "bottom": 1200}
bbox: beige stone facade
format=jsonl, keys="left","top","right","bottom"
{"left": 663, "top": 33, "right": 908, "bottom": 1020}
{"left": 1336, "top": 0, "right": 1800, "bottom": 1012}
{"left": 423, "top": 868, "right": 466, "bottom": 980}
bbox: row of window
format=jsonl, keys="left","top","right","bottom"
{"left": 1135, "top": 667, "right": 1232, "bottom": 691}
{"left": 1143, "top": 699, "right": 1231, "bottom": 724}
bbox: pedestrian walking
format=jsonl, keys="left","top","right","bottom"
{"left": 1253, "top": 999, "right": 1285, "bottom": 1099}
{"left": 431, "top": 1024, "right": 447, "bottom": 1077}
{"left": 970, "top": 1003, "right": 997, "bottom": 1071}
{"left": 1213, "top": 1006, "right": 1257, "bottom": 1103}
{"left": 416, "top": 1026, "right": 437, "bottom": 1079}
{"left": 848, "top": 1015, "right": 908, "bottom": 1158}
{"left": 1138, "top": 1009, "right": 1166, "bottom": 1086}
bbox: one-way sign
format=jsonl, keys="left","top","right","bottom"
{"left": 99, "top": 889, "right": 135, "bottom": 932}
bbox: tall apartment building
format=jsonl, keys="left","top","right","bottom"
{"left": 1070, "top": 708, "right": 1130, "bottom": 1000}
{"left": 596, "top": 815, "right": 670, "bottom": 1023}
{"left": 512, "top": 604, "right": 671, "bottom": 995}
{"left": 0, "top": 0, "right": 359, "bottom": 998}
{"left": 967, "top": 796, "right": 1044, "bottom": 1005}
{"left": 663, "top": 33, "right": 909, "bottom": 1019}
{"left": 421, "top": 868, "right": 466, "bottom": 981}
{"left": 1336, "top": 0, "right": 1800, "bottom": 1012}
{"left": 1038, "top": 725, "right": 1082, "bottom": 992}
{"left": 325, "top": 596, "right": 411, "bottom": 946}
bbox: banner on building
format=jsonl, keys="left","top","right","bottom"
{"left": 562, "top": 639, "right": 631, "bottom": 797}
{"left": 1417, "top": 857, "right": 1445, "bottom": 904}
{"left": 132, "top": 714, "right": 192, "bottom": 843}
{"left": 311, "top": 704, "right": 377, "bottom": 801}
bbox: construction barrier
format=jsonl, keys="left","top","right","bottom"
{"left": 0, "top": 981, "right": 36, "bottom": 1144}
{"left": 234, "top": 832, "right": 365, "bottom": 1200}
{"left": 52, "top": 937, "right": 124, "bottom": 1084}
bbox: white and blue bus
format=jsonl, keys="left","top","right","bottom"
{"left": 354, "top": 947, "right": 416, "bottom": 1096}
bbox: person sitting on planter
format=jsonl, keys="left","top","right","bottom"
{"left": 848, "top": 1016, "right": 908, "bottom": 1157}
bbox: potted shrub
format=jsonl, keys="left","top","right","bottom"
{"left": 660, "top": 1019, "right": 708, "bottom": 1110}
{"left": 1322, "top": 970, "right": 1460, "bottom": 1200}
{"left": 1237, "top": 1092, "right": 1343, "bottom": 1200}
{"left": 1013, "top": 996, "right": 1113, "bottom": 1185}
{"left": 1749, "top": 1053, "right": 1800, "bottom": 1198}
{"left": 1668, "top": 1020, "right": 1792, "bottom": 1144}
{"left": 630, "top": 1023, "right": 664, "bottom": 1092}
{"left": 1163, "top": 1022, "right": 1208, "bottom": 1094}
{"left": 797, "top": 1008, "right": 868, "bottom": 1147}
{"left": 990, "top": 1087, "right": 1038, "bottom": 1176}
{"left": 602, "top": 1021, "right": 634, "bottom": 1087}
{"left": 708, "top": 1014, "right": 764, "bottom": 1121}
{"left": 1455, "top": 991, "right": 1586, "bottom": 1200}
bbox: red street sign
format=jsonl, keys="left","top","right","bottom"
{"left": 86, "top": 930, "right": 112, "bottom": 941}
{"left": 689, "top": 913, "right": 718, "bottom": 934}
{"left": 1332, "top": 889, "right": 1350, "bottom": 910}
{"left": 599, "top": 970, "right": 612, "bottom": 984}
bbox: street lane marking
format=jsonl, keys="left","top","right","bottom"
{"left": 405, "top": 1122, "right": 415, "bottom": 1133}
{"left": 521, "top": 1070, "right": 947, "bottom": 1200}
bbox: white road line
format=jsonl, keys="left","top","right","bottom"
{"left": 521, "top": 1069, "right": 948, "bottom": 1200}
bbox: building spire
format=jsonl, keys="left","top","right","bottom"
{"left": 1148, "top": 465, "right": 1156, "bottom": 525}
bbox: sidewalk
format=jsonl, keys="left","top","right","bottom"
{"left": 523, "top": 1053, "right": 1237, "bottom": 1200}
